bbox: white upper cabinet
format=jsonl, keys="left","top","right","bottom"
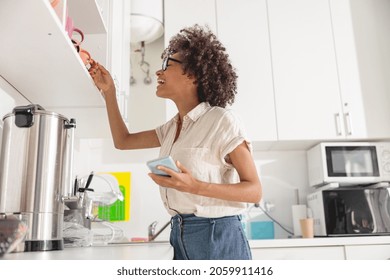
{"left": 54, "top": 0, "right": 130, "bottom": 139}
{"left": 163, "top": 0, "right": 217, "bottom": 120}
{"left": 0, "top": 0, "right": 130, "bottom": 139}
{"left": 216, "top": 0, "right": 277, "bottom": 143}
{"left": 270, "top": 0, "right": 390, "bottom": 141}
{"left": 268, "top": 0, "right": 343, "bottom": 141}
{"left": 164, "top": 0, "right": 217, "bottom": 47}
{"left": 164, "top": 0, "right": 277, "bottom": 145}
{"left": 0, "top": 0, "right": 107, "bottom": 108}
{"left": 330, "top": 0, "right": 390, "bottom": 139}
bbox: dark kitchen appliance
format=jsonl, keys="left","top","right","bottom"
{"left": 307, "top": 186, "right": 390, "bottom": 236}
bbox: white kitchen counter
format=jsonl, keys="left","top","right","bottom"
{"left": 2, "top": 242, "right": 174, "bottom": 260}
{"left": 248, "top": 235, "right": 390, "bottom": 248}
{"left": 2, "top": 236, "right": 390, "bottom": 260}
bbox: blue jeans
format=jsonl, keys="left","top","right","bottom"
{"left": 170, "top": 214, "right": 252, "bottom": 260}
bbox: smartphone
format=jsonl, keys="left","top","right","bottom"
{"left": 146, "top": 156, "right": 181, "bottom": 177}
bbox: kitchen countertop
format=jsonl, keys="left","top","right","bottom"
{"left": 2, "top": 236, "right": 390, "bottom": 260}
{"left": 2, "top": 241, "right": 174, "bottom": 260}
{"left": 248, "top": 235, "right": 390, "bottom": 248}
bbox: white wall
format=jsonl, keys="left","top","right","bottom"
{"left": 72, "top": 138, "right": 310, "bottom": 240}
{"left": 127, "top": 37, "right": 167, "bottom": 132}
{"left": 73, "top": 138, "right": 172, "bottom": 240}
{"left": 253, "top": 150, "right": 310, "bottom": 239}
{"left": 0, "top": 76, "right": 30, "bottom": 116}
{"left": 0, "top": 76, "right": 30, "bottom": 150}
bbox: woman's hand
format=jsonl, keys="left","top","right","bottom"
{"left": 148, "top": 161, "right": 200, "bottom": 195}
{"left": 88, "top": 60, "right": 116, "bottom": 97}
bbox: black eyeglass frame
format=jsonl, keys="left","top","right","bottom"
{"left": 162, "top": 56, "right": 182, "bottom": 71}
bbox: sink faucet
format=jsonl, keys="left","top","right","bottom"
{"left": 148, "top": 220, "right": 170, "bottom": 241}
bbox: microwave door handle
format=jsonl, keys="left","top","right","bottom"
{"left": 334, "top": 113, "right": 343, "bottom": 136}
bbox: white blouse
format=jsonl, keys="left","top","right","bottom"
{"left": 155, "top": 102, "right": 252, "bottom": 218}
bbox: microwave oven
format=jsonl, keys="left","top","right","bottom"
{"left": 307, "top": 187, "right": 390, "bottom": 236}
{"left": 307, "top": 142, "right": 390, "bottom": 187}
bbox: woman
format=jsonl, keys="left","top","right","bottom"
{"left": 89, "top": 25, "right": 262, "bottom": 260}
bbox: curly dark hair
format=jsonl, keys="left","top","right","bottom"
{"left": 162, "top": 24, "right": 238, "bottom": 108}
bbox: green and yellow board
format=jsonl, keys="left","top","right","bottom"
{"left": 97, "top": 172, "right": 131, "bottom": 222}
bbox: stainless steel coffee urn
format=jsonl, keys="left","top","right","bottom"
{"left": 0, "top": 104, "right": 76, "bottom": 251}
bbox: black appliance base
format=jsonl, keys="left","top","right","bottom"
{"left": 24, "top": 239, "right": 64, "bottom": 251}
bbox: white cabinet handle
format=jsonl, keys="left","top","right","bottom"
{"left": 344, "top": 112, "right": 352, "bottom": 135}
{"left": 334, "top": 113, "right": 342, "bottom": 136}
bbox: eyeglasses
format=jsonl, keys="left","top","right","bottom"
{"left": 162, "top": 56, "right": 182, "bottom": 71}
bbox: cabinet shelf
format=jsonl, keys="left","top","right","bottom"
{"left": 0, "top": 0, "right": 105, "bottom": 108}
{"left": 67, "top": 0, "right": 107, "bottom": 34}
